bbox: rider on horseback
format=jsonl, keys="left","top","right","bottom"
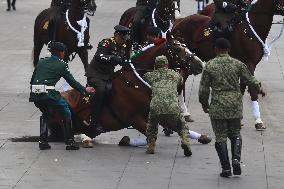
{"left": 85, "top": 25, "right": 130, "bottom": 135}
{"left": 48, "top": 0, "right": 72, "bottom": 42}
{"left": 211, "top": 0, "right": 250, "bottom": 39}
{"left": 133, "top": 0, "right": 158, "bottom": 49}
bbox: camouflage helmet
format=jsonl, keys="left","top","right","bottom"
{"left": 155, "top": 55, "right": 168, "bottom": 66}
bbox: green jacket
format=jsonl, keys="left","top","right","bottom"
{"left": 29, "top": 56, "right": 86, "bottom": 102}
{"left": 199, "top": 53, "right": 260, "bottom": 119}
{"left": 144, "top": 68, "right": 182, "bottom": 115}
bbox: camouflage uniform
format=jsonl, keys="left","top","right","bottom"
{"left": 144, "top": 56, "right": 191, "bottom": 156}
{"left": 199, "top": 53, "right": 260, "bottom": 142}
{"left": 199, "top": 51, "right": 260, "bottom": 176}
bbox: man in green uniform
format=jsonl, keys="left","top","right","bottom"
{"left": 86, "top": 25, "right": 130, "bottom": 134}
{"left": 199, "top": 38, "right": 261, "bottom": 177}
{"left": 29, "top": 42, "right": 95, "bottom": 150}
{"left": 144, "top": 55, "right": 192, "bottom": 156}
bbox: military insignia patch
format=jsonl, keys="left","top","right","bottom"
{"left": 203, "top": 28, "right": 212, "bottom": 37}
{"left": 43, "top": 21, "right": 49, "bottom": 30}
{"left": 99, "top": 39, "right": 110, "bottom": 48}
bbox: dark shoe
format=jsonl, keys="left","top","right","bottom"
{"left": 118, "top": 136, "right": 130, "bottom": 146}
{"left": 6, "top": 8, "right": 11, "bottom": 11}
{"left": 12, "top": 5, "right": 16, "bottom": 10}
{"left": 198, "top": 134, "right": 212, "bottom": 144}
{"left": 39, "top": 141, "right": 51, "bottom": 150}
{"left": 220, "top": 169, "right": 232, "bottom": 177}
{"left": 163, "top": 128, "right": 174, "bottom": 137}
{"left": 66, "top": 140, "right": 80, "bottom": 150}
{"left": 232, "top": 159, "right": 242, "bottom": 175}
{"left": 181, "top": 143, "right": 192, "bottom": 157}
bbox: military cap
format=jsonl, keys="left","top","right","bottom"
{"left": 48, "top": 41, "right": 67, "bottom": 52}
{"left": 214, "top": 38, "right": 231, "bottom": 49}
{"left": 114, "top": 25, "right": 130, "bottom": 34}
{"left": 155, "top": 55, "right": 168, "bottom": 66}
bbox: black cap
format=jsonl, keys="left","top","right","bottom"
{"left": 48, "top": 41, "right": 67, "bottom": 52}
{"left": 146, "top": 27, "right": 161, "bottom": 37}
{"left": 114, "top": 25, "right": 130, "bottom": 34}
{"left": 214, "top": 38, "right": 231, "bottom": 49}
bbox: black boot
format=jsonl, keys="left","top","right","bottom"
{"left": 230, "top": 135, "right": 242, "bottom": 175}
{"left": 63, "top": 117, "right": 79, "bottom": 150}
{"left": 89, "top": 95, "right": 104, "bottom": 134}
{"left": 39, "top": 116, "right": 51, "bottom": 150}
{"left": 215, "top": 142, "right": 232, "bottom": 177}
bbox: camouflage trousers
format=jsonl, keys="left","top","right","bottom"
{"left": 210, "top": 118, "right": 241, "bottom": 143}
{"left": 147, "top": 113, "right": 190, "bottom": 145}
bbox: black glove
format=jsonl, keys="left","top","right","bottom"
{"left": 110, "top": 55, "right": 122, "bottom": 65}
{"left": 225, "top": 3, "right": 238, "bottom": 13}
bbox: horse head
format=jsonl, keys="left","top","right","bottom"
{"left": 274, "top": 0, "right": 284, "bottom": 15}
{"left": 164, "top": 38, "right": 204, "bottom": 76}
{"left": 73, "top": 0, "right": 97, "bottom": 15}
{"left": 156, "top": 0, "right": 175, "bottom": 20}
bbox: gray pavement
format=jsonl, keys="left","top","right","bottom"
{"left": 0, "top": 0, "right": 284, "bottom": 188}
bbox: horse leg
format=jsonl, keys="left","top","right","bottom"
{"left": 78, "top": 48, "right": 89, "bottom": 72}
{"left": 178, "top": 93, "right": 193, "bottom": 122}
{"left": 33, "top": 41, "right": 44, "bottom": 67}
{"left": 249, "top": 87, "right": 265, "bottom": 130}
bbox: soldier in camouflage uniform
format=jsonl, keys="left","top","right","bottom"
{"left": 29, "top": 42, "right": 95, "bottom": 150}
{"left": 199, "top": 38, "right": 261, "bottom": 177}
{"left": 85, "top": 25, "right": 130, "bottom": 135}
{"left": 144, "top": 55, "right": 192, "bottom": 156}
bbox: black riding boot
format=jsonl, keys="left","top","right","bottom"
{"left": 230, "top": 135, "right": 242, "bottom": 175}
{"left": 215, "top": 142, "right": 232, "bottom": 177}
{"left": 89, "top": 94, "right": 104, "bottom": 134}
{"left": 39, "top": 116, "right": 51, "bottom": 150}
{"left": 63, "top": 117, "right": 79, "bottom": 150}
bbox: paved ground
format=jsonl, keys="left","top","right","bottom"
{"left": 0, "top": 0, "right": 284, "bottom": 189}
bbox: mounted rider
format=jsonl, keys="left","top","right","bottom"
{"left": 133, "top": 0, "right": 158, "bottom": 49}
{"left": 85, "top": 25, "right": 131, "bottom": 135}
{"left": 211, "top": 0, "right": 250, "bottom": 38}
{"left": 48, "top": 0, "right": 72, "bottom": 42}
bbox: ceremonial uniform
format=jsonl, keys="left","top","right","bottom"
{"left": 30, "top": 42, "right": 87, "bottom": 150}
{"left": 86, "top": 25, "right": 130, "bottom": 134}
{"left": 144, "top": 56, "right": 192, "bottom": 156}
{"left": 198, "top": 38, "right": 261, "bottom": 177}
{"left": 133, "top": 0, "right": 158, "bottom": 45}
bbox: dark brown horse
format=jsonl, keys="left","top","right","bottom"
{"left": 33, "top": 0, "right": 97, "bottom": 71}
{"left": 172, "top": 0, "right": 284, "bottom": 128}
{"left": 46, "top": 38, "right": 204, "bottom": 143}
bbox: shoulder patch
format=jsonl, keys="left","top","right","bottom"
{"left": 99, "top": 39, "right": 110, "bottom": 48}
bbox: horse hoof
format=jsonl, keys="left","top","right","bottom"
{"left": 184, "top": 115, "right": 194, "bottom": 122}
{"left": 82, "top": 140, "right": 94, "bottom": 148}
{"left": 198, "top": 134, "right": 212, "bottom": 144}
{"left": 255, "top": 123, "right": 266, "bottom": 131}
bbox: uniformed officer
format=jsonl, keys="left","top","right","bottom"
{"left": 133, "top": 0, "right": 158, "bottom": 48}
{"left": 85, "top": 25, "right": 130, "bottom": 135}
{"left": 29, "top": 42, "right": 95, "bottom": 150}
{"left": 6, "top": 0, "right": 16, "bottom": 11}
{"left": 198, "top": 38, "right": 261, "bottom": 177}
{"left": 144, "top": 55, "right": 192, "bottom": 156}
{"left": 211, "top": 0, "right": 249, "bottom": 38}
{"left": 48, "top": 0, "right": 72, "bottom": 42}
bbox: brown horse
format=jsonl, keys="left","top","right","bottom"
{"left": 47, "top": 38, "right": 204, "bottom": 142}
{"left": 33, "top": 0, "right": 97, "bottom": 71}
{"left": 172, "top": 0, "right": 284, "bottom": 128}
